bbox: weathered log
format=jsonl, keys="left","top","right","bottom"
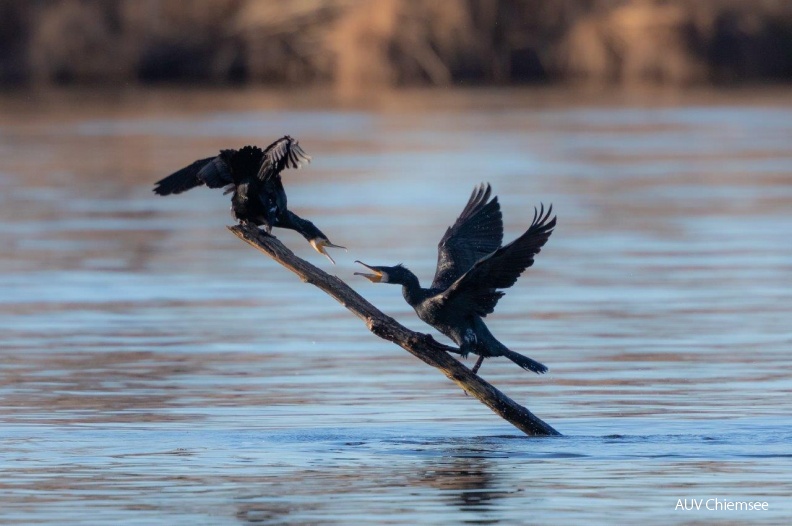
{"left": 229, "top": 224, "right": 561, "bottom": 437}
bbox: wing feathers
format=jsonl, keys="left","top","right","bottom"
{"left": 431, "top": 183, "right": 504, "bottom": 290}
{"left": 257, "top": 136, "right": 311, "bottom": 182}
{"left": 153, "top": 157, "right": 215, "bottom": 195}
{"left": 196, "top": 157, "right": 234, "bottom": 189}
{"left": 472, "top": 203, "right": 555, "bottom": 290}
{"left": 154, "top": 138, "right": 309, "bottom": 196}
{"left": 442, "top": 203, "right": 556, "bottom": 316}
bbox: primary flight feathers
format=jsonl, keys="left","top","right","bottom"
{"left": 432, "top": 183, "right": 504, "bottom": 291}
{"left": 441, "top": 204, "right": 555, "bottom": 317}
{"left": 256, "top": 136, "right": 311, "bottom": 182}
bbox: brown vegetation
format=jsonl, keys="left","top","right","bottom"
{"left": 2, "top": 0, "right": 792, "bottom": 88}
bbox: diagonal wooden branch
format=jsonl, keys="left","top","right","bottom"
{"left": 229, "top": 224, "right": 561, "bottom": 437}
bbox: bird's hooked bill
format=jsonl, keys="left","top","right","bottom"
{"left": 354, "top": 261, "right": 384, "bottom": 282}
{"left": 310, "top": 238, "right": 346, "bottom": 265}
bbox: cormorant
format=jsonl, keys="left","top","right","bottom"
{"left": 153, "top": 136, "right": 345, "bottom": 263}
{"left": 354, "top": 184, "right": 555, "bottom": 374}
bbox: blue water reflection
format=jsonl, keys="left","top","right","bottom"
{"left": 0, "top": 88, "right": 791, "bottom": 524}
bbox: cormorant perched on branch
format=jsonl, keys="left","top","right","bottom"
{"left": 153, "top": 136, "right": 345, "bottom": 263}
{"left": 355, "top": 183, "right": 555, "bottom": 374}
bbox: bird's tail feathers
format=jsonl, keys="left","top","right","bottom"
{"left": 502, "top": 348, "right": 548, "bottom": 374}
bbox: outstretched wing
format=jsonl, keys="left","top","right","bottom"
{"left": 438, "top": 204, "right": 556, "bottom": 317}
{"left": 430, "top": 183, "right": 503, "bottom": 290}
{"left": 153, "top": 154, "right": 234, "bottom": 195}
{"left": 256, "top": 136, "right": 311, "bottom": 182}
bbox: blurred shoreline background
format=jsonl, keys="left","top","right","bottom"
{"left": 2, "top": 0, "right": 792, "bottom": 90}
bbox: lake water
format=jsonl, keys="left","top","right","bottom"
{"left": 1, "top": 88, "right": 791, "bottom": 524}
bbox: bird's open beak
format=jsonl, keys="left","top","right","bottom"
{"left": 354, "top": 260, "right": 383, "bottom": 283}
{"left": 310, "top": 238, "right": 346, "bottom": 265}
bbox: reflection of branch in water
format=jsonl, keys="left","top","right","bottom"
{"left": 229, "top": 224, "right": 560, "bottom": 437}
{"left": 235, "top": 501, "right": 317, "bottom": 525}
{"left": 418, "top": 457, "right": 501, "bottom": 511}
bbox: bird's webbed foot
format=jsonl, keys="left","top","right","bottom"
{"left": 458, "top": 339, "right": 478, "bottom": 360}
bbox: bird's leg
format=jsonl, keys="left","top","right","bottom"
{"left": 265, "top": 207, "right": 281, "bottom": 235}
{"left": 460, "top": 353, "right": 484, "bottom": 397}
{"left": 471, "top": 355, "right": 485, "bottom": 375}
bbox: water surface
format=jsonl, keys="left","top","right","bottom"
{"left": 1, "top": 88, "right": 791, "bottom": 524}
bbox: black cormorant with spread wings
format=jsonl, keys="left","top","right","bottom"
{"left": 153, "top": 136, "right": 344, "bottom": 263}
{"left": 355, "top": 183, "right": 555, "bottom": 374}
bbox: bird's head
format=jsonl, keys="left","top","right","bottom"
{"left": 354, "top": 261, "right": 413, "bottom": 285}
{"left": 309, "top": 237, "right": 346, "bottom": 264}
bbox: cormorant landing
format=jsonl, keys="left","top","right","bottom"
{"left": 355, "top": 183, "right": 555, "bottom": 374}
{"left": 153, "top": 136, "right": 345, "bottom": 263}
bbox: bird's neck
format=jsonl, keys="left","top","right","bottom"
{"left": 282, "top": 211, "right": 324, "bottom": 242}
{"left": 399, "top": 273, "right": 426, "bottom": 307}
